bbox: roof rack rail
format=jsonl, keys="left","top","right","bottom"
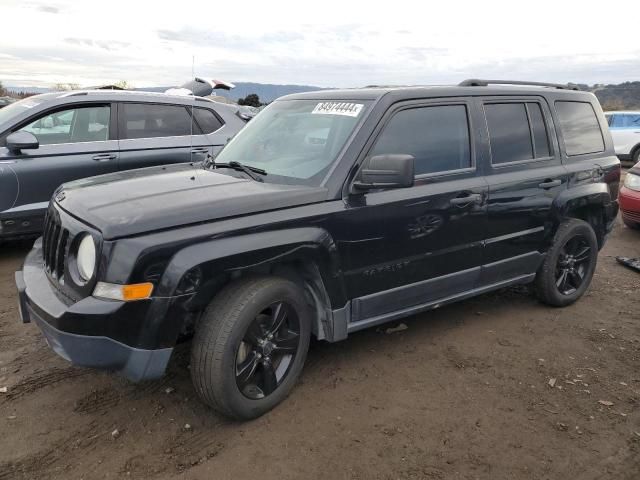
{"left": 458, "top": 79, "right": 580, "bottom": 91}
{"left": 57, "top": 91, "right": 89, "bottom": 98}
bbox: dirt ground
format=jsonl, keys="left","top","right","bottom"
{"left": 1, "top": 217, "right": 639, "bottom": 480}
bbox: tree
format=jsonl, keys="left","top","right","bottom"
{"left": 238, "top": 93, "right": 262, "bottom": 107}
{"left": 0, "top": 81, "right": 6, "bottom": 96}
{"left": 53, "top": 82, "right": 80, "bottom": 91}
{"left": 114, "top": 80, "right": 132, "bottom": 90}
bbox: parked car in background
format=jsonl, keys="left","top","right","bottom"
{"left": 0, "top": 96, "right": 16, "bottom": 108}
{"left": 16, "top": 80, "right": 619, "bottom": 420}
{"left": 619, "top": 162, "right": 640, "bottom": 229}
{"left": 0, "top": 90, "right": 247, "bottom": 240}
{"left": 605, "top": 111, "right": 640, "bottom": 164}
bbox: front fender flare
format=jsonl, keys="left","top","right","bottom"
{"left": 156, "top": 227, "right": 345, "bottom": 306}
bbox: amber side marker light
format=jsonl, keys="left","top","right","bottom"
{"left": 93, "top": 282, "right": 154, "bottom": 301}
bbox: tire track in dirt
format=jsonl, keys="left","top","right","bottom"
{"left": 1, "top": 367, "right": 91, "bottom": 403}
{"left": 74, "top": 387, "right": 122, "bottom": 414}
{"left": 119, "top": 423, "right": 228, "bottom": 477}
{"left": 0, "top": 421, "right": 101, "bottom": 480}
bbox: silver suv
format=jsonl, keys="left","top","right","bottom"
{"left": 0, "top": 90, "right": 247, "bottom": 240}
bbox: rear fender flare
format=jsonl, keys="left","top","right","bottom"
{"left": 551, "top": 183, "right": 614, "bottom": 244}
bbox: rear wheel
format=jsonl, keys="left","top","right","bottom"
{"left": 633, "top": 147, "right": 640, "bottom": 164}
{"left": 535, "top": 219, "right": 598, "bottom": 307}
{"left": 191, "top": 276, "right": 311, "bottom": 420}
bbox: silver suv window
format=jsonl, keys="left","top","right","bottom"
{"left": 19, "top": 105, "right": 110, "bottom": 145}
{"left": 120, "top": 103, "right": 193, "bottom": 139}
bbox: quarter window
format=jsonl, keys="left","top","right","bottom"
{"left": 193, "top": 107, "right": 224, "bottom": 134}
{"left": 19, "top": 105, "right": 110, "bottom": 145}
{"left": 370, "top": 105, "right": 471, "bottom": 176}
{"left": 484, "top": 102, "right": 551, "bottom": 164}
{"left": 555, "top": 101, "right": 604, "bottom": 156}
{"left": 121, "top": 103, "right": 194, "bottom": 139}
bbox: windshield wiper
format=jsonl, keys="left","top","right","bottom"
{"left": 204, "top": 155, "right": 267, "bottom": 182}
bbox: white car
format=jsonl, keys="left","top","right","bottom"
{"left": 605, "top": 111, "right": 640, "bottom": 164}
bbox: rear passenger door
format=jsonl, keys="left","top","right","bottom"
{"left": 117, "top": 102, "right": 216, "bottom": 171}
{"left": 338, "top": 99, "right": 489, "bottom": 326}
{"left": 481, "top": 97, "right": 567, "bottom": 285}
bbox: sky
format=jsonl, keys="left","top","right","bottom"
{"left": 1, "top": 0, "right": 639, "bottom": 89}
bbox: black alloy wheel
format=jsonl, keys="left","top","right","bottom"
{"left": 534, "top": 218, "right": 598, "bottom": 307}
{"left": 235, "top": 301, "right": 301, "bottom": 399}
{"left": 191, "top": 276, "right": 311, "bottom": 420}
{"left": 555, "top": 234, "right": 592, "bottom": 295}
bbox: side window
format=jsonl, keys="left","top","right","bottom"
{"left": 370, "top": 105, "right": 471, "bottom": 176}
{"left": 193, "top": 108, "right": 224, "bottom": 134}
{"left": 621, "top": 114, "right": 640, "bottom": 128}
{"left": 19, "top": 105, "right": 110, "bottom": 145}
{"left": 121, "top": 103, "right": 194, "bottom": 139}
{"left": 484, "top": 102, "right": 550, "bottom": 164}
{"left": 555, "top": 101, "right": 604, "bottom": 156}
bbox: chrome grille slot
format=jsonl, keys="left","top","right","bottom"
{"left": 42, "top": 210, "right": 69, "bottom": 281}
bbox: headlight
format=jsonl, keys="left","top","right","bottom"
{"left": 76, "top": 234, "right": 96, "bottom": 281}
{"left": 624, "top": 173, "right": 640, "bottom": 192}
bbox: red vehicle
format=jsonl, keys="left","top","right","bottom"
{"left": 620, "top": 164, "right": 640, "bottom": 229}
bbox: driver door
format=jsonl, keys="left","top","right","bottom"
{"left": 4, "top": 103, "right": 117, "bottom": 235}
{"left": 333, "top": 99, "right": 488, "bottom": 327}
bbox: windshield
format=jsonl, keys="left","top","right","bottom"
{"left": 213, "top": 99, "right": 371, "bottom": 186}
{"left": 0, "top": 96, "right": 46, "bottom": 126}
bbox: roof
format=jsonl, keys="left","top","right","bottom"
{"left": 27, "top": 89, "right": 224, "bottom": 106}
{"left": 281, "top": 83, "right": 591, "bottom": 102}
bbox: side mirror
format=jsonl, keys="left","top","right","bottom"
{"left": 6, "top": 131, "right": 39, "bottom": 153}
{"left": 352, "top": 154, "right": 414, "bottom": 192}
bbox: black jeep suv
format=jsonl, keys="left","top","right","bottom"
{"left": 16, "top": 80, "right": 620, "bottom": 419}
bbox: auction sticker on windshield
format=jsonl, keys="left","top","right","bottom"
{"left": 312, "top": 102, "right": 363, "bottom": 117}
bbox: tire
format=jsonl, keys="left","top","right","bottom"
{"left": 633, "top": 147, "right": 640, "bottom": 165}
{"left": 191, "top": 275, "right": 311, "bottom": 420}
{"left": 534, "top": 219, "right": 598, "bottom": 307}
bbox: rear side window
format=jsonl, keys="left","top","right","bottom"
{"left": 370, "top": 105, "right": 471, "bottom": 176}
{"left": 193, "top": 107, "right": 223, "bottom": 133}
{"left": 484, "top": 102, "right": 550, "bottom": 164}
{"left": 121, "top": 103, "right": 194, "bottom": 139}
{"left": 555, "top": 101, "right": 604, "bottom": 156}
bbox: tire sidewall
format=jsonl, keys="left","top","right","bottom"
{"left": 216, "top": 279, "right": 311, "bottom": 419}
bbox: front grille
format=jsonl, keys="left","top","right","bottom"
{"left": 42, "top": 209, "right": 69, "bottom": 281}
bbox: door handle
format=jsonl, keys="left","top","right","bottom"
{"left": 92, "top": 153, "right": 116, "bottom": 162}
{"left": 450, "top": 193, "right": 482, "bottom": 206}
{"left": 191, "top": 147, "right": 209, "bottom": 154}
{"left": 538, "top": 179, "right": 562, "bottom": 189}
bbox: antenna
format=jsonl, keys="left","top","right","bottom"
{"left": 189, "top": 55, "right": 195, "bottom": 165}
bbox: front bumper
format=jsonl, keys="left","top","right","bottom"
{"left": 15, "top": 240, "right": 173, "bottom": 381}
{"left": 619, "top": 186, "right": 640, "bottom": 224}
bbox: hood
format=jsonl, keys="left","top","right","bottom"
{"left": 55, "top": 163, "right": 327, "bottom": 239}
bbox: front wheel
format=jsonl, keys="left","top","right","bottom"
{"left": 534, "top": 219, "right": 598, "bottom": 307}
{"left": 191, "top": 276, "right": 311, "bottom": 420}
